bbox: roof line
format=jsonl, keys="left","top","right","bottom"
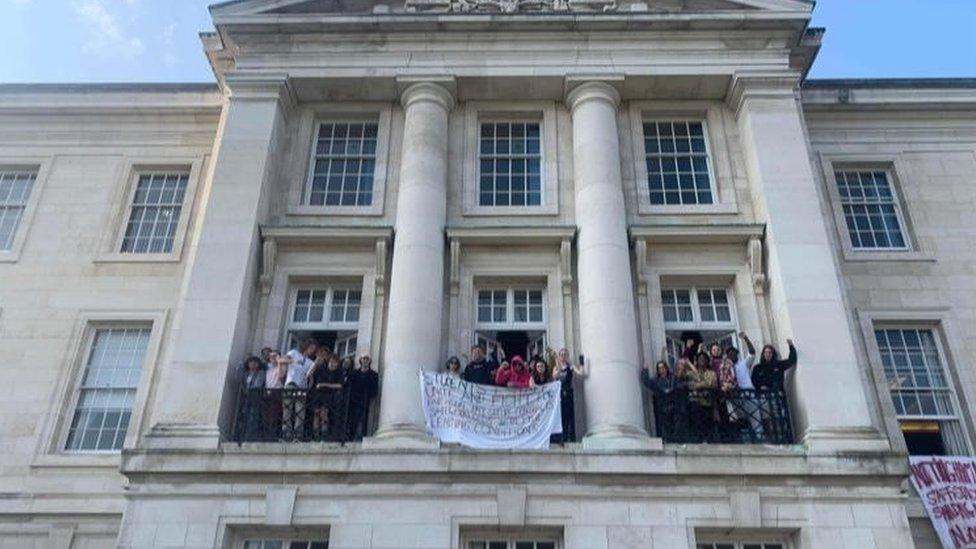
{"left": 804, "top": 78, "right": 976, "bottom": 90}
{"left": 0, "top": 82, "right": 220, "bottom": 93}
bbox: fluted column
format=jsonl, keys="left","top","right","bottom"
{"left": 566, "top": 81, "right": 654, "bottom": 449}
{"left": 369, "top": 81, "right": 454, "bottom": 447}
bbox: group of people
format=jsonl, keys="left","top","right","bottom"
{"left": 641, "top": 331, "right": 797, "bottom": 443}
{"left": 238, "top": 338, "right": 379, "bottom": 442}
{"left": 444, "top": 345, "right": 587, "bottom": 443}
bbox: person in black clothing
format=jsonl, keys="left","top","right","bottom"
{"left": 462, "top": 344, "right": 500, "bottom": 385}
{"left": 552, "top": 348, "right": 586, "bottom": 443}
{"left": 311, "top": 355, "right": 346, "bottom": 441}
{"left": 641, "top": 347, "right": 687, "bottom": 442}
{"left": 347, "top": 355, "right": 379, "bottom": 441}
{"left": 750, "top": 339, "right": 797, "bottom": 391}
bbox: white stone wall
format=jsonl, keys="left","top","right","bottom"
{"left": 0, "top": 89, "right": 222, "bottom": 547}
{"left": 805, "top": 101, "right": 976, "bottom": 549}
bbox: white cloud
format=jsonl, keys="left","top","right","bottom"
{"left": 73, "top": 0, "right": 145, "bottom": 59}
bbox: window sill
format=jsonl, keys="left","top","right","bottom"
{"left": 841, "top": 249, "right": 936, "bottom": 263}
{"left": 639, "top": 203, "right": 739, "bottom": 216}
{"left": 31, "top": 452, "right": 121, "bottom": 469}
{"left": 463, "top": 204, "right": 559, "bottom": 217}
{"left": 287, "top": 205, "right": 383, "bottom": 217}
{"left": 94, "top": 252, "right": 182, "bottom": 264}
{"left": 0, "top": 251, "right": 22, "bottom": 263}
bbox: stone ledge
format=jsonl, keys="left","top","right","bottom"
{"left": 120, "top": 442, "right": 909, "bottom": 483}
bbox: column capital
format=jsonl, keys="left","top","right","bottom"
{"left": 223, "top": 72, "right": 297, "bottom": 112}
{"left": 725, "top": 70, "right": 802, "bottom": 116}
{"left": 565, "top": 80, "right": 621, "bottom": 112}
{"left": 398, "top": 77, "right": 456, "bottom": 112}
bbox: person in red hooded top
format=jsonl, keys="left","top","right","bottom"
{"left": 494, "top": 355, "right": 533, "bottom": 389}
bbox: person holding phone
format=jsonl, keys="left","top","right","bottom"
{"left": 552, "top": 348, "right": 587, "bottom": 443}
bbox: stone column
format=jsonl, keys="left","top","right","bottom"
{"left": 730, "top": 72, "right": 888, "bottom": 453}
{"left": 566, "top": 81, "right": 654, "bottom": 449}
{"left": 145, "top": 75, "right": 293, "bottom": 448}
{"left": 368, "top": 80, "right": 454, "bottom": 447}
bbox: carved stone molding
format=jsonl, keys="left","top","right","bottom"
{"left": 748, "top": 235, "right": 767, "bottom": 296}
{"left": 408, "top": 0, "right": 616, "bottom": 13}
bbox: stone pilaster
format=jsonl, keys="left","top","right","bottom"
{"left": 367, "top": 79, "right": 455, "bottom": 448}
{"left": 566, "top": 80, "right": 655, "bottom": 450}
{"left": 729, "top": 71, "right": 889, "bottom": 453}
{"left": 144, "top": 74, "right": 294, "bottom": 449}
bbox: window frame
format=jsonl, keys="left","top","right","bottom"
{"left": 476, "top": 119, "right": 544, "bottom": 209}
{"left": 302, "top": 119, "right": 381, "bottom": 209}
{"left": 0, "top": 158, "right": 51, "bottom": 263}
{"left": 873, "top": 324, "right": 972, "bottom": 456}
{"left": 119, "top": 171, "right": 192, "bottom": 255}
{"left": 660, "top": 285, "right": 739, "bottom": 332}
{"left": 474, "top": 286, "right": 547, "bottom": 331}
{"left": 96, "top": 157, "right": 205, "bottom": 263}
{"left": 641, "top": 119, "right": 718, "bottom": 208}
{"left": 628, "top": 102, "right": 739, "bottom": 216}
{"left": 460, "top": 528, "right": 561, "bottom": 549}
{"left": 462, "top": 102, "right": 559, "bottom": 216}
{"left": 819, "top": 156, "right": 931, "bottom": 263}
{"left": 34, "top": 310, "right": 167, "bottom": 466}
{"left": 288, "top": 105, "right": 392, "bottom": 218}
{"left": 287, "top": 285, "right": 363, "bottom": 333}
{"left": 833, "top": 168, "right": 910, "bottom": 252}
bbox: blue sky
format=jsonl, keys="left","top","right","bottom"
{"left": 1, "top": 0, "right": 974, "bottom": 83}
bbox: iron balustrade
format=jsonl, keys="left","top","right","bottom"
{"left": 234, "top": 387, "right": 372, "bottom": 443}
{"left": 652, "top": 388, "right": 794, "bottom": 444}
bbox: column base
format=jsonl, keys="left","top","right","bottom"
{"left": 800, "top": 426, "right": 892, "bottom": 454}
{"left": 582, "top": 424, "right": 662, "bottom": 451}
{"left": 362, "top": 424, "right": 441, "bottom": 450}
{"left": 142, "top": 422, "right": 222, "bottom": 450}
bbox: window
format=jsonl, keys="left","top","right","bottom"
{"left": 306, "top": 121, "right": 378, "bottom": 207}
{"left": 697, "top": 542, "right": 786, "bottom": 549}
{"left": 65, "top": 327, "right": 150, "bottom": 452}
{"left": 661, "top": 286, "right": 737, "bottom": 359}
{"left": 0, "top": 168, "right": 37, "bottom": 251}
{"left": 875, "top": 327, "right": 969, "bottom": 456}
{"left": 120, "top": 172, "right": 189, "bottom": 254}
{"left": 834, "top": 170, "right": 907, "bottom": 250}
{"left": 292, "top": 288, "right": 361, "bottom": 328}
{"left": 244, "top": 540, "right": 328, "bottom": 549}
{"left": 643, "top": 121, "right": 714, "bottom": 206}
{"left": 478, "top": 121, "right": 542, "bottom": 207}
{"left": 477, "top": 288, "right": 545, "bottom": 327}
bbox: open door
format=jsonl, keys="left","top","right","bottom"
{"left": 334, "top": 331, "right": 358, "bottom": 358}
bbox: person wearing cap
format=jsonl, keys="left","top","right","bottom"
{"left": 494, "top": 355, "right": 533, "bottom": 389}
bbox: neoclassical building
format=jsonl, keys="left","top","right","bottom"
{"left": 0, "top": 0, "right": 974, "bottom": 547}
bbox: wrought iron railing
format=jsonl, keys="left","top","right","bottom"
{"left": 233, "top": 387, "right": 370, "bottom": 443}
{"left": 652, "top": 388, "right": 794, "bottom": 445}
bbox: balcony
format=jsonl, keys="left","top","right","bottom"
{"left": 232, "top": 387, "right": 367, "bottom": 444}
{"left": 652, "top": 388, "right": 794, "bottom": 445}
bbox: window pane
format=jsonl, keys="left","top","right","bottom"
{"left": 479, "top": 121, "right": 543, "bottom": 207}
{"left": 307, "top": 122, "right": 378, "bottom": 207}
{"left": 65, "top": 327, "right": 150, "bottom": 451}
{"left": 121, "top": 173, "right": 189, "bottom": 254}
{"left": 643, "top": 121, "right": 713, "bottom": 205}
{"left": 835, "top": 170, "right": 906, "bottom": 250}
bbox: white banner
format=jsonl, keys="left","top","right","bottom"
{"left": 910, "top": 455, "right": 976, "bottom": 548}
{"left": 419, "top": 371, "right": 562, "bottom": 450}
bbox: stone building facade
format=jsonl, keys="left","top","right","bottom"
{"left": 0, "top": 0, "right": 973, "bottom": 547}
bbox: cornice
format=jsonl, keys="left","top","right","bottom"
{"left": 224, "top": 73, "right": 298, "bottom": 113}
{"left": 0, "top": 86, "right": 224, "bottom": 116}
{"left": 446, "top": 225, "right": 576, "bottom": 245}
{"left": 725, "top": 70, "right": 801, "bottom": 115}
{"left": 261, "top": 224, "right": 394, "bottom": 246}
{"left": 629, "top": 223, "right": 765, "bottom": 245}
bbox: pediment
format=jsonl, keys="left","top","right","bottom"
{"left": 211, "top": 0, "right": 812, "bottom": 16}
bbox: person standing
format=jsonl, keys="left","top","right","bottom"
{"left": 641, "top": 348, "right": 682, "bottom": 442}
{"left": 494, "top": 355, "right": 533, "bottom": 389}
{"left": 462, "top": 344, "right": 500, "bottom": 385}
{"left": 280, "top": 339, "right": 316, "bottom": 440}
{"left": 347, "top": 355, "right": 379, "bottom": 441}
{"left": 729, "top": 332, "right": 763, "bottom": 442}
{"left": 552, "top": 348, "right": 586, "bottom": 443}
{"left": 240, "top": 356, "right": 266, "bottom": 442}
{"left": 445, "top": 356, "right": 462, "bottom": 378}
{"left": 751, "top": 339, "right": 798, "bottom": 392}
